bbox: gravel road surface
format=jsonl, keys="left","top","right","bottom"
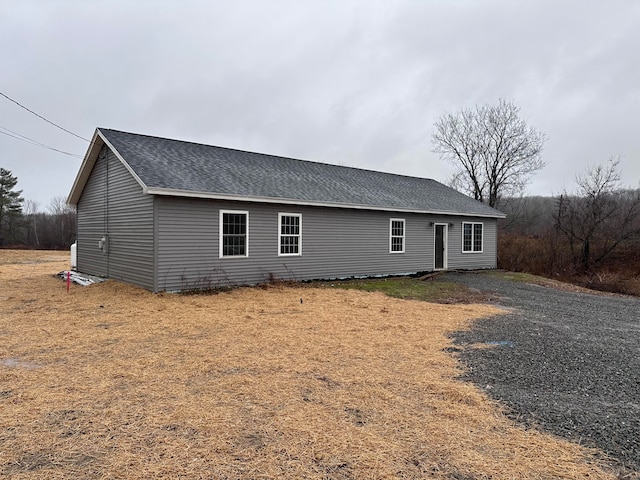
{"left": 445, "top": 272, "right": 640, "bottom": 473}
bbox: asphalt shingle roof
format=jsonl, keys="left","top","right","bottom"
{"left": 98, "top": 128, "right": 504, "bottom": 217}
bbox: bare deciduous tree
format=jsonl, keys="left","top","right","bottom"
{"left": 48, "top": 195, "right": 74, "bottom": 216}
{"left": 46, "top": 195, "right": 77, "bottom": 249}
{"left": 432, "top": 99, "right": 546, "bottom": 207}
{"left": 496, "top": 195, "right": 556, "bottom": 235}
{"left": 555, "top": 159, "right": 640, "bottom": 270}
{"left": 22, "top": 199, "right": 40, "bottom": 246}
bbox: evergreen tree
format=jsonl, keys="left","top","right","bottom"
{"left": 0, "top": 168, "right": 24, "bottom": 245}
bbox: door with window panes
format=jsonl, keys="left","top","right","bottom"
{"left": 434, "top": 224, "right": 448, "bottom": 270}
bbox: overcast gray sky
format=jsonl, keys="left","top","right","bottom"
{"left": 2, "top": 0, "right": 639, "bottom": 210}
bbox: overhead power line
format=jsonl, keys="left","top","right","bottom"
{"left": 0, "top": 90, "right": 89, "bottom": 142}
{"left": 0, "top": 125, "right": 83, "bottom": 158}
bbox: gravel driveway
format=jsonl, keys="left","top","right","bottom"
{"left": 444, "top": 272, "right": 640, "bottom": 473}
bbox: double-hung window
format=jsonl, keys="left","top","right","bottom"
{"left": 462, "top": 222, "right": 483, "bottom": 253}
{"left": 390, "top": 218, "right": 405, "bottom": 253}
{"left": 279, "top": 213, "right": 302, "bottom": 256}
{"left": 220, "top": 210, "right": 248, "bottom": 257}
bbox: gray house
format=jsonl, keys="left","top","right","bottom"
{"left": 67, "top": 128, "right": 505, "bottom": 292}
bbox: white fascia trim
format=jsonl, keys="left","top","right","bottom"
{"left": 98, "top": 130, "right": 148, "bottom": 192}
{"left": 144, "top": 187, "right": 506, "bottom": 219}
{"left": 66, "top": 129, "right": 103, "bottom": 205}
{"left": 67, "top": 128, "right": 150, "bottom": 206}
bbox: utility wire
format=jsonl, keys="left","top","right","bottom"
{"left": 0, "top": 90, "right": 89, "bottom": 142}
{"left": 0, "top": 124, "right": 49, "bottom": 146}
{"left": 0, "top": 126, "right": 83, "bottom": 158}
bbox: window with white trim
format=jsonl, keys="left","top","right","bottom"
{"left": 279, "top": 213, "right": 302, "bottom": 256}
{"left": 462, "top": 222, "right": 483, "bottom": 253}
{"left": 390, "top": 218, "right": 405, "bottom": 253}
{"left": 220, "top": 210, "right": 248, "bottom": 257}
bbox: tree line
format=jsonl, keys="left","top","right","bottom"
{"left": 497, "top": 161, "right": 640, "bottom": 280}
{"left": 433, "top": 100, "right": 640, "bottom": 294}
{"left": 0, "top": 168, "right": 76, "bottom": 249}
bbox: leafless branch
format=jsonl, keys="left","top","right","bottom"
{"left": 432, "top": 99, "right": 545, "bottom": 207}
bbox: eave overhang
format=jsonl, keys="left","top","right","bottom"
{"left": 144, "top": 186, "right": 506, "bottom": 218}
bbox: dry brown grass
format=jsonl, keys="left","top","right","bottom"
{"left": 0, "top": 250, "right": 619, "bottom": 479}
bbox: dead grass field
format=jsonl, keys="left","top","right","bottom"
{"left": 0, "top": 250, "right": 619, "bottom": 479}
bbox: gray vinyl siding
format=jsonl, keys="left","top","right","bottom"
{"left": 443, "top": 216, "right": 497, "bottom": 270}
{"left": 77, "top": 148, "right": 108, "bottom": 277}
{"left": 155, "top": 197, "right": 218, "bottom": 291}
{"left": 155, "top": 197, "right": 498, "bottom": 291}
{"left": 76, "top": 145, "right": 154, "bottom": 289}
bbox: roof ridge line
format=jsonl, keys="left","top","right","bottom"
{"left": 97, "top": 127, "right": 438, "bottom": 183}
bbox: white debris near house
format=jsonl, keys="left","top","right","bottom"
{"left": 57, "top": 270, "right": 105, "bottom": 286}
